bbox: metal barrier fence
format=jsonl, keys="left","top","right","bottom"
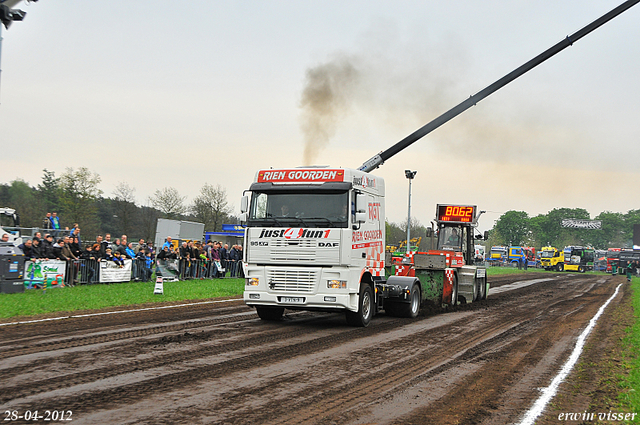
{"left": 157, "top": 259, "right": 243, "bottom": 280}
{"left": 71, "top": 259, "right": 100, "bottom": 285}
{"left": 62, "top": 258, "right": 243, "bottom": 286}
{"left": 67, "top": 259, "right": 148, "bottom": 285}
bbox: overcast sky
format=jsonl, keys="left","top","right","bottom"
{"left": 1, "top": 0, "right": 639, "bottom": 232}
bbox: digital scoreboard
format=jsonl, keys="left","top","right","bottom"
{"left": 436, "top": 204, "right": 476, "bottom": 223}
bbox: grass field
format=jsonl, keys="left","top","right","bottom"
{"left": 0, "top": 266, "right": 557, "bottom": 320}
{"left": 621, "top": 276, "right": 640, "bottom": 414}
{"left": 0, "top": 278, "right": 245, "bottom": 319}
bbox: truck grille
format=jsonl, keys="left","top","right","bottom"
{"left": 270, "top": 240, "right": 319, "bottom": 262}
{"left": 270, "top": 240, "right": 317, "bottom": 248}
{"left": 266, "top": 269, "right": 318, "bottom": 293}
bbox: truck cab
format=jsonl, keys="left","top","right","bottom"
{"left": 487, "top": 246, "right": 507, "bottom": 266}
{"left": 0, "top": 208, "right": 21, "bottom": 245}
{"left": 563, "top": 246, "right": 595, "bottom": 273}
{"left": 606, "top": 248, "right": 621, "bottom": 273}
{"left": 540, "top": 246, "right": 564, "bottom": 271}
{"left": 618, "top": 249, "right": 640, "bottom": 275}
{"left": 507, "top": 246, "right": 526, "bottom": 268}
{"left": 523, "top": 247, "right": 538, "bottom": 268}
{"left": 474, "top": 245, "right": 486, "bottom": 264}
{"left": 241, "top": 167, "right": 385, "bottom": 326}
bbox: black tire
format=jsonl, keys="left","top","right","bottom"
{"left": 478, "top": 276, "right": 487, "bottom": 300}
{"left": 449, "top": 274, "right": 458, "bottom": 307}
{"left": 556, "top": 263, "right": 564, "bottom": 272}
{"left": 398, "top": 283, "right": 421, "bottom": 318}
{"left": 579, "top": 266, "right": 585, "bottom": 273}
{"left": 256, "top": 306, "right": 284, "bottom": 321}
{"left": 472, "top": 278, "right": 479, "bottom": 302}
{"left": 346, "top": 284, "right": 373, "bottom": 327}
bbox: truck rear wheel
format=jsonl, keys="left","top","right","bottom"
{"left": 346, "top": 284, "right": 373, "bottom": 327}
{"left": 478, "top": 276, "right": 487, "bottom": 300}
{"left": 450, "top": 275, "right": 458, "bottom": 307}
{"left": 398, "top": 283, "right": 421, "bottom": 318}
{"left": 256, "top": 306, "right": 284, "bottom": 321}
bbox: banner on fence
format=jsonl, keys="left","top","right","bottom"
{"left": 100, "top": 259, "right": 133, "bottom": 283}
{"left": 24, "top": 260, "right": 67, "bottom": 289}
{"left": 561, "top": 219, "right": 602, "bottom": 229}
{"left": 215, "top": 260, "right": 224, "bottom": 273}
{"left": 156, "top": 259, "right": 180, "bottom": 281}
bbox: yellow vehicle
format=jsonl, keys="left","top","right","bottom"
{"left": 540, "top": 246, "right": 564, "bottom": 271}
{"left": 563, "top": 246, "right": 595, "bottom": 273}
{"left": 387, "top": 237, "right": 422, "bottom": 258}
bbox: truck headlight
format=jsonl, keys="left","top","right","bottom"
{"left": 246, "top": 277, "right": 259, "bottom": 286}
{"left": 327, "top": 280, "right": 346, "bottom": 289}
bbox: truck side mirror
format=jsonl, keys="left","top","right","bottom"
{"left": 239, "top": 196, "right": 249, "bottom": 223}
{"left": 355, "top": 193, "right": 366, "bottom": 213}
{"left": 355, "top": 193, "right": 367, "bottom": 224}
{"left": 240, "top": 196, "right": 249, "bottom": 213}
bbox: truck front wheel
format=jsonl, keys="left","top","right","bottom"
{"left": 256, "top": 306, "right": 285, "bottom": 321}
{"left": 556, "top": 263, "right": 564, "bottom": 272}
{"left": 346, "top": 284, "right": 373, "bottom": 327}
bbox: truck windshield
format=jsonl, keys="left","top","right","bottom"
{"left": 541, "top": 250, "right": 555, "bottom": 258}
{"left": 438, "top": 226, "right": 462, "bottom": 250}
{"left": 0, "top": 212, "right": 17, "bottom": 229}
{"left": 607, "top": 251, "right": 620, "bottom": 259}
{"left": 248, "top": 191, "right": 350, "bottom": 228}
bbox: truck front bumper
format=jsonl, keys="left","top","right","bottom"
{"left": 244, "top": 292, "right": 355, "bottom": 312}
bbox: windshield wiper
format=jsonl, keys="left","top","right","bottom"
{"left": 288, "top": 217, "right": 308, "bottom": 227}
{"left": 305, "top": 217, "right": 332, "bottom": 225}
{"left": 253, "top": 215, "right": 286, "bottom": 227}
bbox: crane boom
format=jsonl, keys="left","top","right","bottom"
{"left": 0, "top": 0, "right": 36, "bottom": 29}
{"left": 359, "top": 0, "right": 640, "bottom": 172}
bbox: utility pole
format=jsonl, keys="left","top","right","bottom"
{"left": 405, "top": 170, "right": 417, "bottom": 255}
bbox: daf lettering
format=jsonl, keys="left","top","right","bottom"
{"left": 319, "top": 242, "right": 339, "bottom": 247}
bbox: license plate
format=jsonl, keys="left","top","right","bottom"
{"left": 281, "top": 297, "right": 304, "bottom": 304}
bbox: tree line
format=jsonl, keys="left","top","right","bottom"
{"left": 4, "top": 170, "right": 636, "bottom": 250}
{"left": 0, "top": 168, "right": 237, "bottom": 242}
{"left": 386, "top": 207, "right": 640, "bottom": 251}
{"left": 489, "top": 208, "right": 640, "bottom": 250}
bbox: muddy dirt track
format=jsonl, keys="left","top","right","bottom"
{"left": 0, "top": 272, "right": 630, "bottom": 424}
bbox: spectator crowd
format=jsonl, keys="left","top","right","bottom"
{"left": 3, "top": 212, "right": 244, "bottom": 287}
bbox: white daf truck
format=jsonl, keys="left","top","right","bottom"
{"left": 241, "top": 167, "right": 385, "bottom": 326}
